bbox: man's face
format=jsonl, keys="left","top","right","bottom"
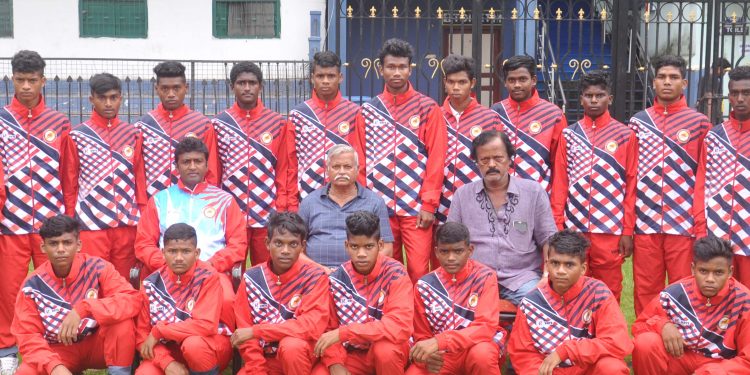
{"left": 232, "top": 72, "right": 262, "bottom": 108}
{"left": 444, "top": 71, "right": 475, "bottom": 104}
{"left": 729, "top": 79, "right": 750, "bottom": 119}
{"left": 163, "top": 238, "right": 199, "bottom": 275}
{"left": 311, "top": 65, "right": 342, "bottom": 99}
{"left": 41, "top": 232, "right": 81, "bottom": 273}
{"left": 580, "top": 85, "right": 611, "bottom": 119}
{"left": 176, "top": 151, "right": 207, "bottom": 187}
{"left": 547, "top": 247, "right": 587, "bottom": 295}
{"left": 504, "top": 67, "right": 536, "bottom": 102}
{"left": 327, "top": 152, "right": 357, "bottom": 188}
{"left": 266, "top": 229, "right": 305, "bottom": 274}
{"left": 475, "top": 137, "right": 511, "bottom": 185}
{"left": 156, "top": 76, "right": 188, "bottom": 111}
{"left": 435, "top": 241, "right": 473, "bottom": 275}
{"left": 692, "top": 257, "right": 732, "bottom": 298}
{"left": 90, "top": 89, "right": 122, "bottom": 120}
{"left": 653, "top": 66, "right": 686, "bottom": 103}
{"left": 345, "top": 234, "right": 382, "bottom": 275}
{"left": 380, "top": 55, "right": 412, "bottom": 93}
{"left": 12, "top": 71, "right": 45, "bottom": 105}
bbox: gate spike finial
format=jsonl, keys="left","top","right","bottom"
{"left": 555, "top": 8, "right": 563, "bottom": 20}
{"left": 578, "top": 8, "right": 585, "bottom": 20}
{"left": 369, "top": 6, "right": 376, "bottom": 18}
{"left": 666, "top": 11, "right": 674, "bottom": 23}
{"left": 534, "top": 8, "right": 540, "bottom": 20}
{"left": 732, "top": 11, "right": 738, "bottom": 24}
{"left": 688, "top": 10, "right": 697, "bottom": 23}
{"left": 414, "top": 6, "right": 421, "bottom": 18}
{"left": 392, "top": 6, "right": 398, "bottom": 18}
{"left": 600, "top": 9, "right": 607, "bottom": 20}
{"left": 346, "top": 5, "right": 353, "bottom": 18}
{"left": 488, "top": 7, "right": 496, "bottom": 20}
{"left": 437, "top": 7, "right": 443, "bottom": 19}
{"left": 459, "top": 7, "right": 466, "bottom": 20}
{"left": 511, "top": 8, "right": 518, "bottom": 20}
{"left": 644, "top": 9, "right": 651, "bottom": 23}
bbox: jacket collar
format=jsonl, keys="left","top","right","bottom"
{"left": 155, "top": 103, "right": 190, "bottom": 121}
{"left": 507, "top": 89, "right": 540, "bottom": 112}
{"left": 177, "top": 179, "right": 208, "bottom": 194}
{"left": 547, "top": 275, "right": 586, "bottom": 301}
{"left": 442, "top": 96, "right": 479, "bottom": 119}
{"left": 580, "top": 110, "right": 613, "bottom": 130}
{"left": 164, "top": 259, "right": 200, "bottom": 285}
{"left": 381, "top": 83, "right": 418, "bottom": 107}
{"left": 692, "top": 276, "right": 733, "bottom": 307}
{"left": 653, "top": 96, "right": 688, "bottom": 115}
{"left": 88, "top": 110, "right": 121, "bottom": 129}
{"left": 349, "top": 254, "right": 385, "bottom": 284}
{"left": 436, "top": 259, "right": 475, "bottom": 283}
{"left": 44, "top": 252, "right": 85, "bottom": 285}
{"left": 312, "top": 90, "right": 342, "bottom": 109}
{"left": 727, "top": 112, "right": 750, "bottom": 132}
{"left": 10, "top": 95, "right": 46, "bottom": 119}
{"left": 267, "top": 257, "right": 306, "bottom": 285}
{"left": 232, "top": 100, "right": 265, "bottom": 120}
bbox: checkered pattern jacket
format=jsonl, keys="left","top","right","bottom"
{"left": 0, "top": 96, "right": 70, "bottom": 235}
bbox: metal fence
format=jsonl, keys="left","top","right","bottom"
{"left": 0, "top": 58, "right": 311, "bottom": 124}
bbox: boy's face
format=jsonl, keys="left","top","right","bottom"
{"left": 444, "top": 70, "right": 475, "bottom": 104}
{"left": 90, "top": 89, "right": 122, "bottom": 120}
{"left": 692, "top": 257, "right": 733, "bottom": 298}
{"left": 435, "top": 241, "right": 473, "bottom": 275}
{"left": 380, "top": 55, "right": 412, "bottom": 93}
{"left": 163, "top": 238, "right": 199, "bottom": 275}
{"left": 266, "top": 229, "right": 305, "bottom": 274}
{"left": 580, "top": 84, "right": 611, "bottom": 119}
{"left": 232, "top": 72, "right": 262, "bottom": 108}
{"left": 504, "top": 67, "right": 536, "bottom": 102}
{"left": 547, "top": 247, "right": 587, "bottom": 295}
{"left": 728, "top": 79, "right": 750, "bottom": 119}
{"left": 155, "top": 76, "right": 188, "bottom": 111}
{"left": 653, "top": 65, "right": 686, "bottom": 103}
{"left": 41, "top": 231, "right": 81, "bottom": 274}
{"left": 345, "top": 234, "right": 382, "bottom": 275}
{"left": 12, "top": 71, "right": 45, "bottom": 106}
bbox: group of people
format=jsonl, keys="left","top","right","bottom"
{"left": 0, "top": 34, "right": 749, "bottom": 375}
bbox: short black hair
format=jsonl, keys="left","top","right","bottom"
{"left": 230, "top": 62, "right": 263, "bottom": 86}
{"left": 12, "top": 50, "right": 46, "bottom": 75}
{"left": 378, "top": 38, "right": 414, "bottom": 65}
{"left": 174, "top": 136, "right": 209, "bottom": 164}
{"left": 502, "top": 55, "right": 536, "bottom": 79}
{"left": 729, "top": 65, "right": 750, "bottom": 82}
{"left": 442, "top": 54, "right": 475, "bottom": 81}
{"left": 693, "top": 235, "right": 734, "bottom": 264}
{"left": 153, "top": 61, "right": 186, "bottom": 83}
{"left": 163, "top": 223, "right": 197, "bottom": 245}
{"left": 311, "top": 51, "right": 341, "bottom": 75}
{"left": 547, "top": 229, "right": 590, "bottom": 262}
{"left": 579, "top": 70, "right": 610, "bottom": 93}
{"left": 713, "top": 57, "right": 732, "bottom": 70}
{"left": 470, "top": 130, "right": 516, "bottom": 160}
{"left": 435, "top": 222, "right": 470, "bottom": 245}
{"left": 89, "top": 73, "right": 122, "bottom": 95}
{"left": 345, "top": 211, "right": 381, "bottom": 239}
{"left": 267, "top": 211, "right": 308, "bottom": 241}
{"left": 40, "top": 215, "right": 79, "bottom": 240}
{"left": 652, "top": 55, "right": 687, "bottom": 79}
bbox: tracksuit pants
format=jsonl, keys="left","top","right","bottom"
{"left": 633, "top": 233, "right": 693, "bottom": 315}
{"left": 584, "top": 233, "right": 624, "bottom": 302}
{"left": 311, "top": 341, "right": 409, "bottom": 375}
{"left": 247, "top": 227, "right": 268, "bottom": 266}
{"left": 135, "top": 335, "right": 231, "bottom": 375}
{"left": 390, "top": 216, "right": 433, "bottom": 283}
{"left": 238, "top": 337, "right": 317, "bottom": 375}
{"left": 633, "top": 331, "right": 747, "bottom": 374}
{"left": 79, "top": 226, "right": 137, "bottom": 278}
{"left": 405, "top": 341, "right": 501, "bottom": 375}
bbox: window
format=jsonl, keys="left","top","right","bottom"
{"left": 213, "top": 0, "right": 280, "bottom": 38}
{"left": 79, "top": 0, "right": 147, "bottom": 38}
{"left": 0, "top": 0, "right": 12, "bottom": 38}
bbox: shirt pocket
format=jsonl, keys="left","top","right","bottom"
{"left": 508, "top": 219, "right": 535, "bottom": 253}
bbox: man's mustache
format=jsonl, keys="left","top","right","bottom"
{"left": 335, "top": 175, "right": 351, "bottom": 181}
{"left": 485, "top": 168, "right": 501, "bottom": 174}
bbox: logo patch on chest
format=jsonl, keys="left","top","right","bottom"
{"left": 122, "top": 145, "right": 134, "bottom": 159}
{"left": 338, "top": 121, "right": 350, "bottom": 135}
{"left": 470, "top": 126, "right": 482, "bottom": 138}
{"left": 605, "top": 140, "right": 618, "bottom": 153}
{"left": 289, "top": 294, "right": 302, "bottom": 309}
{"left": 203, "top": 206, "right": 216, "bottom": 218}
{"left": 468, "top": 293, "right": 479, "bottom": 308}
{"left": 261, "top": 132, "right": 273, "bottom": 145}
{"left": 409, "top": 115, "right": 420, "bottom": 129}
{"left": 85, "top": 288, "right": 98, "bottom": 299}
{"left": 677, "top": 129, "right": 691, "bottom": 143}
{"left": 44, "top": 129, "right": 57, "bottom": 143}
{"left": 582, "top": 309, "right": 592, "bottom": 323}
{"left": 186, "top": 298, "right": 195, "bottom": 312}
{"left": 718, "top": 315, "right": 730, "bottom": 331}
{"left": 529, "top": 121, "right": 542, "bottom": 134}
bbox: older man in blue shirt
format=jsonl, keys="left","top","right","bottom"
{"left": 299, "top": 144, "right": 394, "bottom": 269}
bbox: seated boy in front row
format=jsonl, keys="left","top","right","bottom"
{"left": 232, "top": 212, "right": 330, "bottom": 375}
{"left": 632, "top": 236, "right": 750, "bottom": 374}
{"left": 135, "top": 223, "right": 232, "bottom": 375}
{"left": 313, "top": 211, "right": 413, "bottom": 375}
{"left": 508, "top": 229, "right": 632, "bottom": 375}
{"left": 11, "top": 215, "right": 140, "bottom": 375}
{"left": 407, "top": 222, "right": 506, "bottom": 375}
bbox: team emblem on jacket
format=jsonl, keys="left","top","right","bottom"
{"left": 338, "top": 121, "right": 350, "bottom": 135}
{"left": 605, "top": 140, "right": 618, "bottom": 153}
{"left": 582, "top": 309, "right": 592, "bottom": 323}
{"left": 85, "top": 288, "right": 98, "bottom": 299}
{"left": 122, "top": 145, "right": 134, "bottom": 159}
{"left": 289, "top": 294, "right": 302, "bottom": 309}
{"left": 470, "top": 126, "right": 482, "bottom": 138}
{"left": 718, "top": 315, "right": 730, "bottom": 331}
{"left": 261, "top": 132, "right": 273, "bottom": 144}
{"left": 377, "top": 290, "right": 386, "bottom": 305}
{"left": 186, "top": 298, "right": 195, "bottom": 312}
{"left": 677, "top": 129, "right": 691, "bottom": 143}
{"left": 529, "top": 121, "right": 542, "bottom": 134}
{"left": 203, "top": 206, "right": 216, "bottom": 218}
{"left": 468, "top": 293, "right": 479, "bottom": 308}
{"left": 409, "top": 115, "right": 420, "bottom": 129}
{"left": 44, "top": 129, "right": 57, "bottom": 143}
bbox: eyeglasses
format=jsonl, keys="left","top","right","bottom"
{"left": 477, "top": 156, "right": 508, "bottom": 166}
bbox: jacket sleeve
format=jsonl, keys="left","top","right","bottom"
{"left": 338, "top": 274, "right": 414, "bottom": 345}
{"left": 205, "top": 123, "right": 223, "bottom": 186}
{"left": 272, "top": 118, "right": 291, "bottom": 212}
{"left": 693, "top": 308, "right": 750, "bottom": 374}
{"left": 631, "top": 292, "right": 671, "bottom": 338}
{"left": 60, "top": 132, "right": 80, "bottom": 218}
{"left": 693, "top": 141, "right": 708, "bottom": 238}
{"left": 554, "top": 292, "right": 633, "bottom": 365}
{"left": 435, "top": 273, "right": 501, "bottom": 352}
{"left": 349, "top": 111, "right": 367, "bottom": 185}
{"left": 133, "top": 134, "right": 149, "bottom": 210}
{"left": 135, "top": 295, "right": 179, "bottom": 372}
{"left": 11, "top": 287, "right": 66, "bottom": 374}
{"left": 134, "top": 197, "right": 166, "bottom": 272}
{"left": 73, "top": 261, "right": 141, "bottom": 323}
{"left": 151, "top": 273, "right": 221, "bottom": 343}
{"left": 234, "top": 277, "right": 269, "bottom": 374}
{"left": 321, "top": 290, "right": 348, "bottom": 368}
{"left": 412, "top": 283, "right": 434, "bottom": 343}
{"left": 207, "top": 199, "right": 247, "bottom": 273}
{"left": 507, "top": 305, "right": 545, "bottom": 374}
{"left": 549, "top": 134, "right": 569, "bottom": 230}
{"left": 419, "top": 104, "right": 448, "bottom": 213}
{"left": 254, "top": 271, "right": 330, "bottom": 342}
{"left": 548, "top": 112, "right": 567, "bottom": 181}
{"left": 0, "top": 154, "right": 5, "bottom": 221}
{"left": 622, "top": 130, "right": 638, "bottom": 236}
{"left": 280, "top": 120, "right": 299, "bottom": 212}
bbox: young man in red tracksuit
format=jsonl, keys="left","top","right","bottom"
{"left": 207, "top": 62, "right": 295, "bottom": 266}
{"left": 288, "top": 51, "right": 361, "bottom": 201}
{"left": 312, "top": 211, "right": 414, "bottom": 375}
{"left": 437, "top": 54, "right": 502, "bottom": 223}
{"left": 629, "top": 55, "right": 712, "bottom": 316}
{"left": 232, "top": 212, "right": 329, "bottom": 375}
{"left": 508, "top": 230, "right": 632, "bottom": 375}
{"left": 407, "top": 222, "right": 505, "bottom": 375}
{"left": 61, "top": 73, "right": 141, "bottom": 278}
{"left": 632, "top": 236, "right": 750, "bottom": 374}
{"left": 350, "top": 38, "right": 448, "bottom": 282}
{"left": 136, "top": 223, "right": 232, "bottom": 375}
{"left": 551, "top": 71, "right": 637, "bottom": 302}
{"left": 134, "top": 61, "right": 213, "bottom": 207}
{"left": 11, "top": 215, "right": 140, "bottom": 375}
{"left": 695, "top": 65, "right": 750, "bottom": 287}
{"left": 0, "top": 50, "right": 71, "bottom": 371}
{"left": 491, "top": 55, "right": 567, "bottom": 194}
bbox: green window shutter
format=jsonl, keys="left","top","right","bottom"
{"left": 80, "top": 0, "right": 147, "bottom": 38}
{"left": 213, "top": 0, "right": 280, "bottom": 39}
{"left": 0, "top": 0, "right": 12, "bottom": 38}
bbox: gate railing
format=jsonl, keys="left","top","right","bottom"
{"left": 538, "top": 19, "right": 567, "bottom": 113}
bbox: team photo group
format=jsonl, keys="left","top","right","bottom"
{"left": 0, "top": 35, "right": 749, "bottom": 375}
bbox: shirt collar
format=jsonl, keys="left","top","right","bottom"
{"left": 653, "top": 96, "right": 688, "bottom": 115}
{"left": 177, "top": 179, "right": 209, "bottom": 194}
{"left": 232, "top": 100, "right": 265, "bottom": 120}
{"left": 156, "top": 103, "right": 190, "bottom": 120}
{"left": 88, "top": 110, "right": 121, "bottom": 129}
{"left": 381, "top": 83, "right": 418, "bottom": 106}
{"left": 312, "top": 90, "right": 342, "bottom": 109}
{"left": 436, "top": 259, "right": 475, "bottom": 283}
{"left": 164, "top": 260, "right": 199, "bottom": 285}
{"left": 474, "top": 176, "right": 520, "bottom": 198}
{"left": 580, "top": 110, "right": 612, "bottom": 129}
{"left": 322, "top": 182, "right": 364, "bottom": 199}
{"left": 507, "top": 89, "right": 540, "bottom": 112}
{"left": 728, "top": 112, "right": 750, "bottom": 132}
{"left": 10, "top": 95, "right": 46, "bottom": 119}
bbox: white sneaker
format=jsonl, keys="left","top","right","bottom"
{"left": 0, "top": 355, "right": 17, "bottom": 375}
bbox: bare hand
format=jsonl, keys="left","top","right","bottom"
{"left": 410, "top": 337, "right": 439, "bottom": 363}
{"left": 328, "top": 364, "right": 351, "bottom": 375}
{"left": 618, "top": 235, "right": 633, "bottom": 258}
{"left": 314, "top": 329, "right": 341, "bottom": 357}
{"left": 416, "top": 210, "right": 435, "bottom": 229}
{"left": 662, "top": 323, "right": 685, "bottom": 357}
{"left": 538, "top": 351, "right": 562, "bottom": 375}
{"left": 164, "top": 361, "right": 189, "bottom": 375}
{"left": 50, "top": 365, "right": 73, "bottom": 375}
{"left": 231, "top": 327, "right": 254, "bottom": 348}
{"left": 58, "top": 309, "right": 81, "bottom": 346}
{"left": 425, "top": 351, "right": 445, "bottom": 374}
{"left": 140, "top": 333, "right": 158, "bottom": 360}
